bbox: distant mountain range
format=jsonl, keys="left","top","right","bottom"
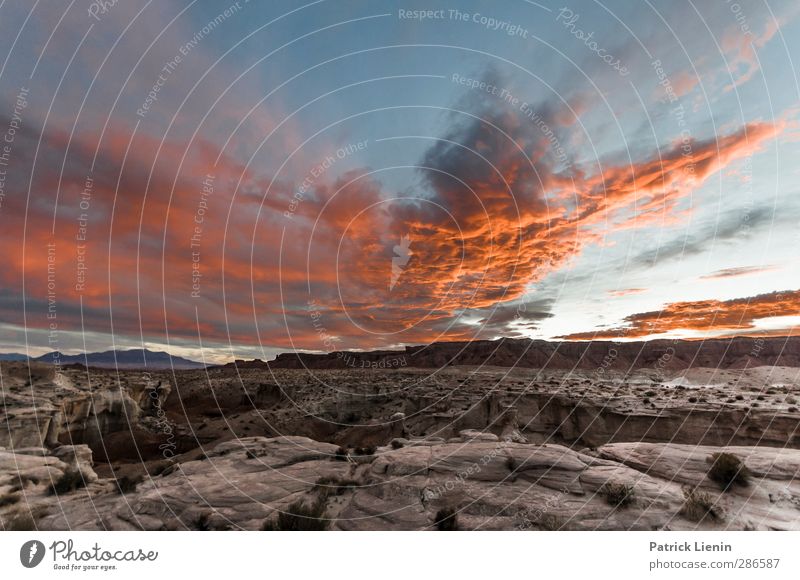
{"left": 0, "top": 349, "right": 206, "bottom": 370}
{"left": 265, "top": 336, "right": 800, "bottom": 371}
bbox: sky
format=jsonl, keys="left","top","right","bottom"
{"left": 0, "top": 0, "right": 799, "bottom": 363}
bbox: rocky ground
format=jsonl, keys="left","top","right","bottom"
{"left": 1, "top": 354, "right": 799, "bottom": 530}
{"left": 3, "top": 436, "right": 799, "bottom": 531}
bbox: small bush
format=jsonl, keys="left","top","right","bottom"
{"left": 537, "top": 513, "right": 568, "bottom": 531}
{"left": 47, "top": 470, "right": 86, "bottom": 495}
{"left": 0, "top": 493, "right": 21, "bottom": 508}
{"left": 192, "top": 512, "right": 213, "bottom": 531}
{"left": 262, "top": 499, "right": 330, "bottom": 531}
{"left": 600, "top": 482, "right": 635, "bottom": 508}
{"left": 355, "top": 446, "right": 376, "bottom": 456}
{"left": 333, "top": 447, "right": 349, "bottom": 461}
{"left": 115, "top": 476, "right": 140, "bottom": 495}
{"left": 390, "top": 439, "right": 404, "bottom": 450}
{"left": 707, "top": 452, "right": 750, "bottom": 491}
{"left": 245, "top": 449, "right": 259, "bottom": 460}
{"left": 343, "top": 412, "right": 360, "bottom": 424}
{"left": 681, "top": 488, "right": 723, "bottom": 522}
{"left": 434, "top": 507, "right": 459, "bottom": 531}
{"left": 505, "top": 456, "right": 519, "bottom": 471}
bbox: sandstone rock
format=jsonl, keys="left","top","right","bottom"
{"left": 459, "top": 430, "right": 499, "bottom": 442}
{"left": 24, "top": 437, "right": 798, "bottom": 531}
{"left": 51, "top": 445, "right": 98, "bottom": 483}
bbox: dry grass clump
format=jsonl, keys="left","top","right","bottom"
{"left": 600, "top": 482, "right": 635, "bottom": 507}
{"left": 681, "top": 488, "right": 723, "bottom": 522}
{"left": 707, "top": 452, "right": 750, "bottom": 491}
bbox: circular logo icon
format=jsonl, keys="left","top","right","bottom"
{"left": 19, "top": 540, "right": 46, "bottom": 568}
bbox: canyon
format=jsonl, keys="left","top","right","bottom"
{"left": 1, "top": 337, "right": 798, "bottom": 530}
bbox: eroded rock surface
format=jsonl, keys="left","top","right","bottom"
{"left": 1, "top": 436, "right": 794, "bottom": 531}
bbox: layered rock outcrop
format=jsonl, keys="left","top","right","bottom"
{"left": 266, "top": 336, "right": 800, "bottom": 371}
{"left": 6, "top": 435, "right": 795, "bottom": 531}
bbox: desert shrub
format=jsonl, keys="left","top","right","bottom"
{"left": 537, "top": 513, "right": 568, "bottom": 531}
{"left": 192, "top": 512, "right": 212, "bottom": 531}
{"left": 505, "top": 456, "right": 519, "bottom": 471}
{"left": 681, "top": 488, "right": 723, "bottom": 522}
{"left": 0, "top": 493, "right": 21, "bottom": 508}
{"left": 333, "top": 447, "right": 349, "bottom": 461}
{"left": 245, "top": 449, "right": 259, "bottom": 460}
{"left": 434, "top": 507, "right": 459, "bottom": 531}
{"left": 707, "top": 452, "right": 750, "bottom": 491}
{"left": 261, "top": 499, "right": 330, "bottom": 531}
{"left": 355, "top": 446, "right": 376, "bottom": 456}
{"left": 390, "top": 439, "right": 404, "bottom": 450}
{"left": 342, "top": 412, "right": 360, "bottom": 424}
{"left": 600, "top": 482, "right": 635, "bottom": 508}
{"left": 115, "top": 476, "right": 140, "bottom": 495}
{"left": 47, "top": 470, "right": 86, "bottom": 495}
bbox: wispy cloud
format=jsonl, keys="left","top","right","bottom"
{"left": 700, "top": 265, "right": 780, "bottom": 280}
{"left": 608, "top": 288, "right": 648, "bottom": 297}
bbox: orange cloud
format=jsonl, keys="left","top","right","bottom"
{"left": 0, "top": 92, "right": 784, "bottom": 351}
{"left": 608, "top": 288, "right": 648, "bottom": 297}
{"left": 561, "top": 289, "right": 800, "bottom": 340}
